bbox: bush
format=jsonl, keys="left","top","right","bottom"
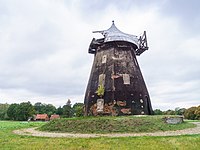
{"left": 153, "top": 109, "right": 163, "bottom": 115}
{"left": 194, "top": 106, "right": 200, "bottom": 120}
{"left": 184, "top": 106, "right": 197, "bottom": 120}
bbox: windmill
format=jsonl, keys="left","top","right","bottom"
{"left": 84, "top": 21, "right": 153, "bottom": 116}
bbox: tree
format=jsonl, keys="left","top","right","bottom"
{"left": 62, "top": 105, "right": 73, "bottom": 118}
{"left": 66, "top": 99, "right": 71, "bottom": 107}
{"left": 34, "top": 102, "right": 56, "bottom": 116}
{"left": 163, "top": 109, "right": 175, "bottom": 115}
{"left": 45, "top": 104, "right": 56, "bottom": 116}
{"left": 184, "top": 107, "right": 197, "bottom": 120}
{"left": 7, "top": 102, "right": 35, "bottom": 121}
{"left": 194, "top": 105, "right": 200, "bottom": 120}
{"left": 34, "top": 102, "right": 46, "bottom": 114}
{"left": 153, "top": 109, "right": 163, "bottom": 115}
{"left": 56, "top": 106, "right": 63, "bottom": 116}
{"left": 73, "top": 103, "right": 84, "bottom": 117}
{"left": 7, "top": 103, "right": 19, "bottom": 120}
{"left": 0, "top": 103, "right": 10, "bottom": 120}
{"left": 175, "top": 107, "right": 186, "bottom": 115}
{"left": 17, "top": 102, "right": 35, "bottom": 121}
{"left": 62, "top": 100, "right": 73, "bottom": 118}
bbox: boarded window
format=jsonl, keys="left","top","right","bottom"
{"left": 123, "top": 74, "right": 130, "bottom": 85}
{"left": 97, "top": 99, "right": 104, "bottom": 113}
{"left": 99, "top": 74, "right": 105, "bottom": 86}
{"left": 102, "top": 55, "right": 107, "bottom": 64}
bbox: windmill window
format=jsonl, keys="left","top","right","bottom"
{"left": 97, "top": 99, "right": 104, "bottom": 113}
{"left": 102, "top": 55, "right": 107, "bottom": 63}
{"left": 123, "top": 74, "right": 130, "bottom": 85}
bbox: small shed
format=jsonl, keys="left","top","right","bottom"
{"left": 35, "top": 114, "right": 49, "bottom": 121}
{"left": 50, "top": 114, "right": 60, "bottom": 120}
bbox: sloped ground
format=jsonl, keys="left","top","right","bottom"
{"left": 37, "top": 116, "right": 195, "bottom": 134}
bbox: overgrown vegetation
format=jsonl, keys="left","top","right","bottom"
{"left": 0, "top": 121, "right": 200, "bottom": 150}
{"left": 39, "top": 116, "right": 195, "bottom": 134}
{"left": 184, "top": 106, "right": 200, "bottom": 120}
{"left": 96, "top": 84, "right": 105, "bottom": 98}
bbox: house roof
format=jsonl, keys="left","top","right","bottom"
{"left": 35, "top": 114, "right": 49, "bottom": 120}
{"left": 50, "top": 114, "right": 60, "bottom": 120}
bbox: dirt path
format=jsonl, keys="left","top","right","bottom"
{"left": 13, "top": 122, "right": 200, "bottom": 138}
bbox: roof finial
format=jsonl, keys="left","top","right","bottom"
{"left": 112, "top": 20, "right": 114, "bottom": 24}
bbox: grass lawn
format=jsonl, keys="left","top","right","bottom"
{"left": 0, "top": 119, "right": 200, "bottom": 150}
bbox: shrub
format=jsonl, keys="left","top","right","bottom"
{"left": 194, "top": 106, "right": 200, "bottom": 120}
{"left": 184, "top": 107, "right": 197, "bottom": 120}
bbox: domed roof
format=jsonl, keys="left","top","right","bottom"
{"left": 93, "top": 21, "right": 139, "bottom": 47}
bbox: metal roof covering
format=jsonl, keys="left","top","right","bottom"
{"left": 93, "top": 21, "right": 139, "bottom": 47}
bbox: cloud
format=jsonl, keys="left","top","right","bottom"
{"left": 0, "top": 0, "right": 199, "bottom": 109}
{"left": 160, "top": 0, "right": 200, "bottom": 34}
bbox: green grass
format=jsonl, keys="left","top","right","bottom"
{"left": 39, "top": 115, "right": 196, "bottom": 133}
{"left": 0, "top": 120, "right": 200, "bottom": 150}
{"left": 185, "top": 119, "right": 200, "bottom": 122}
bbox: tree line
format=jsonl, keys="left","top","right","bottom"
{"left": 0, "top": 99, "right": 84, "bottom": 121}
{"left": 0, "top": 102, "right": 199, "bottom": 121}
{"left": 154, "top": 105, "right": 200, "bottom": 120}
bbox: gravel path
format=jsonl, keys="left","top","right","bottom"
{"left": 13, "top": 122, "right": 200, "bottom": 138}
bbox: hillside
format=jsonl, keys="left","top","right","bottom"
{"left": 39, "top": 116, "right": 195, "bottom": 134}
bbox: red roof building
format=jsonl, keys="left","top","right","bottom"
{"left": 50, "top": 114, "right": 60, "bottom": 120}
{"left": 35, "top": 114, "right": 49, "bottom": 121}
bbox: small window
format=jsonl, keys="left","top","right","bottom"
{"left": 102, "top": 55, "right": 107, "bottom": 64}
{"left": 97, "top": 99, "right": 104, "bottom": 113}
{"left": 123, "top": 74, "right": 130, "bottom": 85}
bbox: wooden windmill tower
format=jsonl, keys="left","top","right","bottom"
{"left": 84, "top": 21, "right": 153, "bottom": 116}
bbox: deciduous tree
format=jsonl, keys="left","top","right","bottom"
{"left": 7, "top": 103, "right": 19, "bottom": 120}
{"left": 73, "top": 103, "right": 84, "bottom": 117}
{"left": 153, "top": 109, "right": 163, "bottom": 115}
{"left": 194, "top": 105, "right": 200, "bottom": 120}
{"left": 0, "top": 103, "right": 9, "bottom": 120}
{"left": 184, "top": 107, "right": 197, "bottom": 120}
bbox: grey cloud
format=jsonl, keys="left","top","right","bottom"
{"left": 159, "top": 0, "right": 200, "bottom": 37}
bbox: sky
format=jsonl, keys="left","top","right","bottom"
{"left": 0, "top": 0, "right": 200, "bottom": 110}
